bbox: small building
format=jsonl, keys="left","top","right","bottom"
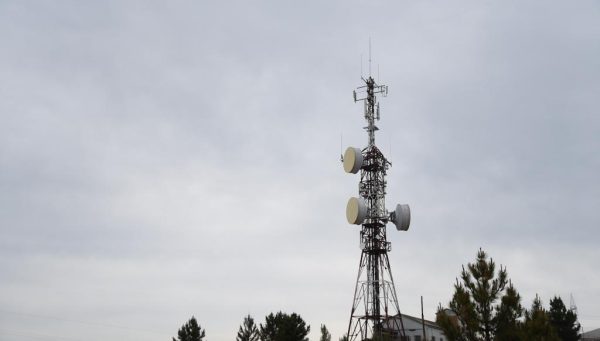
{"left": 583, "top": 328, "right": 600, "bottom": 341}
{"left": 383, "top": 313, "right": 446, "bottom": 341}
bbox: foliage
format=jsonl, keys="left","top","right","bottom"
{"left": 339, "top": 335, "right": 348, "bottom": 341}
{"left": 237, "top": 314, "right": 260, "bottom": 341}
{"left": 548, "top": 296, "right": 581, "bottom": 341}
{"left": 520, "top": 295, "right": 559, "bottom": 341}
{"left": 494, "top": 283, "right": 523, "bottom": 341}
{"left": 320, "top": 324, "right": 332, "bottom": 341}
{"left": 173, "top": 316, "right": 206, "bottom": 341}
{"left": 435, "top": 248, "right": 523, "bottom": 341}
{"left": 259, "top": 311, "right": 310, "bottom": 341}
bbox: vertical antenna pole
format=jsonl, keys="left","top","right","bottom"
{"left": 369, "top": 38, "right": 372, "bottom": 77}
{"left": 389, "top": 138, "right": 392, "bottom": 164}
{"left": 421, "top": 296, "right": 427, "bottom": 340}
{"left": 340, "top": 133, "right": 344, "bottom": 162}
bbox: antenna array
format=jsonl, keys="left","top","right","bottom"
{"left": 342, "top": 63, "right": 412, "bottom": 341}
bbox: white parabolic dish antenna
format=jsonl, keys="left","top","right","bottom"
{"left": 391, "top": 204, "right": 411, "bottom": 231}
{"left": 343, "top": 147, "right": 363, "bottom": 174}
{"left": 346, "top": 197, "right": 367, "bottom": 225}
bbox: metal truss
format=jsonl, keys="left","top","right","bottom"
{"left": 346, "top": 76, "right": 406, "bottom": 341}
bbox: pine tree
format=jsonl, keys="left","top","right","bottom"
{"left": 173, "top": 316, "right": 206, "bottom": 341}
{"left": 521, "top": 295, "right": 559, "bottom": 341}
{"left": 494, "top": 282, "right": 523, "bottom": 341}
{"left": 436, "top": 248, "right": 523, "bottom": 341}
{"left": 259, "top": 311, "right": 310, "bottom": 341}
{"left": 320, "top": 324, "right": 332, "bottom": 341}
{"left": 237, "top": 314, "right": 260, "bottom": 341}
{"left": 548, "top": 296, "right": 581, "bottom": 341}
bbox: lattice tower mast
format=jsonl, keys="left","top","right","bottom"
{"left": 342, "top": 74, "right": 412, "bottom": 341}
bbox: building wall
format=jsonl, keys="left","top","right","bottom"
{"left": 402, "top": 318, "right": 445, "bottom": 341}
{"left": 386, "top": 315, "right": 446, "bottom": 341}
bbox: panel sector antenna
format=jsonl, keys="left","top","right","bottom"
{"left": 342, "top": 74, "right": 412, "bottom": 341}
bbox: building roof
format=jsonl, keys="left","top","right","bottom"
{"left": 400, "top": 314, "right": 442, "bottom": 330}
{"left": 383, "top": 313, "right": 442, "bottom": 331}
{"left": 583, "top": 328, "right": 600, "bottom": 338}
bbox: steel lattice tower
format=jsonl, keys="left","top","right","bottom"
{"left": 342, "top": 75, "right": 411, "bottom": 341}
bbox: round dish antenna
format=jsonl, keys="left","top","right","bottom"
{"left": 343, "top": 147, "right": 363, "bottom": 174}
{"left": 346, "top": 197, "right": 367, "bottom": 225}
{"left": 390, "top": 204, "right": 411, "bottom": 231}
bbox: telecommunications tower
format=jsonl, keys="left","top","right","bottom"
{"left": 342, "top": 69, "right": 411, "bottom": 341}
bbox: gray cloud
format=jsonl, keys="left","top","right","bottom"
{"left": 1, "top": 1, "right": 599, "bottom": 340}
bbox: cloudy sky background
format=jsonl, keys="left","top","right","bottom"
{"left": 1, "top": 1, "right": 599, "bottom": 340}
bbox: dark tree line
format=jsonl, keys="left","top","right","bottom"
{"left": 173, "top": 311, "right": 314, "bottom": 341}
{"left": 436, "top": 249, "right": 581, "bottom": 341}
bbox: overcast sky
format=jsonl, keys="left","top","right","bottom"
{"left": 1, "top": 1, "right": 599, "bottom": 340}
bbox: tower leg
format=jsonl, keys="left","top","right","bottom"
{"left": 346, "top": 235, "right": 405, "bottom": 340}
